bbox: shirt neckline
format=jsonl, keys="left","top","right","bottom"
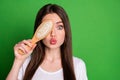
{"left": 39, "top": 67, "right": 63, "bottom": 75}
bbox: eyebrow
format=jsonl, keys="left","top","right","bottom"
{"left": 56, "top": 21, "right": 63, "bottom": 24}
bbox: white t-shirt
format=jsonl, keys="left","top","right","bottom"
{"left": 18, "top": 57, "right": 88, "bottom": 80}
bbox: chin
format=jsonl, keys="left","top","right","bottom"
{"left": 47, "top": 44, "right": 60, "bottom": 49}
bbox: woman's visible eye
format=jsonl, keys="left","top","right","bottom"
{"left": 57, "top": 25, "right": 64, "bottom": 30}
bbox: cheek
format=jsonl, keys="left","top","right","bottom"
{"left": 59, "top": 32, "right": 65, "bottom": 44}
{"left": 42, "top": 36, "right": 50, "bottom": 45}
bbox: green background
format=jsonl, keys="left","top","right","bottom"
{"left": 0, "top": 0, "right": 120, "bottom": 80}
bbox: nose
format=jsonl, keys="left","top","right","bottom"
{"left": 50, "top": 28, "right": 56, "bottom": 37}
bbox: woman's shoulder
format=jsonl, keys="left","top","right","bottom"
{"left": 73, "top": 56, "right": 88, "bottom": 80}
{"left": 23, "top": 56, "right": 31, "bottom": 67}
{"left": 73, "top": 56, "right": 86, "bottom": 66}
{"left": 20, "top": 56, "right": 31, "bottom": 71}
{"left": 73, "top": 56, "right": 87, "bottom": 73}
{"left": 18, "top": 56, "right": 31, "bottom": 79}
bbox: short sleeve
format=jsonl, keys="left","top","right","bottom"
{"left": 18, "top": 66, "right": 24, "bottom": 80}
{"left": 73, "top": 57, "right": 88, "bottom": 80}
{"left": 18, "top": 57, "right": 31, "bottom": 80}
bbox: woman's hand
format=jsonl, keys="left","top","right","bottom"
{"left": 14, "top": 39, "right": 36, "bottom": 61}
{"left": 6, "top": 39, "right": 37, "bottom": 80}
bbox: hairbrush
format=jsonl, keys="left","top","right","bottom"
{"left": 18, "top": 20, "right": 53, "bottom": 54}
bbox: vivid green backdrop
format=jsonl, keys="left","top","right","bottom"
{"left": 0, "top": 0, "right": 120, "bottom": 80}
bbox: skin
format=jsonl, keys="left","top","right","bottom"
{"left": 41, "top": 13, "right": 65, "bottom": 72}
{"left": 6, "top": 13, "right": 65, "bottom": 80}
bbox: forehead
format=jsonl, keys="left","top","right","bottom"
{"left": 42, "top": 13, "right": 62, "bottom": 23}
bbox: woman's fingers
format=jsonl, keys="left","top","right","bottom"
{"left": 22, "top": 40, "right": 33, "bottom": 47}
{"left": 14, "top": 39, "right": 36, "bottom": 55}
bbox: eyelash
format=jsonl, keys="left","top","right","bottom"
{"left": 57, "top": 25, "right": 64, "bottom": 30}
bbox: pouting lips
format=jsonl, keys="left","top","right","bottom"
{"left": 50, "top": 38, "right": 57, "bottom": 45}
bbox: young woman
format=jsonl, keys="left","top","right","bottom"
{"left": 6, "top": 4, "right": 88, "bottom": 80}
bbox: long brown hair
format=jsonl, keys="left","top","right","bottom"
{"left": 23, "top": 4, "right": 76, "bottom": 80}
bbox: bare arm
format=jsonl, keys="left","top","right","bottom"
{"left": 6, "top": 40, "right": 36, "bottom": 80}
{"left": 6, "top": 58, "right": 24, "bottom": 80}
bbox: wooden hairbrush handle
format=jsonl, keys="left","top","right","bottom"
{"left": 18, "top": 20, "right": 53, "bottom": 55}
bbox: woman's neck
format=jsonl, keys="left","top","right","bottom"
{"left": 44, "top": 48, "right": 61, "bottom": 62}
{"left": 40, "top": 47, "right": 62, "bottom": 72}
